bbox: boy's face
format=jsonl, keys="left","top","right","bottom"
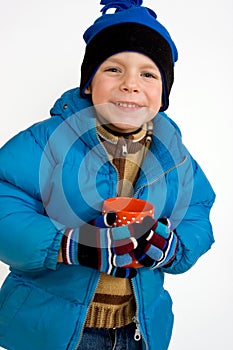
{"left": 85, "top": 52, "right": 163, "bottom": 133}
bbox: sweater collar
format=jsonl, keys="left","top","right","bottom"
{"left": 96, "top": 121, "right": 150, "bottom": 145}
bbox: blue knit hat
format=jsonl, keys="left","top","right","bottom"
{"left": 80, "top": 0, "right": 178, "bottom": 111}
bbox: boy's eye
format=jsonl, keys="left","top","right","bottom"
{"left": 142, "top": 72, "right": 157, "bottom": 78}
{"left": 105, "top": 67, "right": 120, "bottom": 73}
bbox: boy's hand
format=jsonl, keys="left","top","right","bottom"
{"left": 132, "top": 216, "right": 178, "bottom": 269}
{"left": 61, "top": 213, "right": 177, "bottom": 277}
{"left": 61, "top": 213, "right": 143, "bottom": 278}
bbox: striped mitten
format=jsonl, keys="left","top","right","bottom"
{"left": 133, "top": 216, "right": 178, "bottom": 269}
{"left": 62, "top": 213, "right": 139, "bottom": 278}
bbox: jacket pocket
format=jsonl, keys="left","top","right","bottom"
{"left": 0, "top": 273, "right": 84, "bottom": 350}
{"left": 148, "top": 289, "right": 174, "bottom": 350}
{"left": 0, "top": 274, "right": 32, "bottom": 338}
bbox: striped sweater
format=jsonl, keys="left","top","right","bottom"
{"left": 85, "top": 122, "right": 152, "bottom": 328}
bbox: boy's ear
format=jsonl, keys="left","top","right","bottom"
{"left": 84, "top": 85, "right": 92, "bottom": 94}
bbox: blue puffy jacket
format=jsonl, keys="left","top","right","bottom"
{"left": 0, "top": 88, "right": 215, "bottom": 350}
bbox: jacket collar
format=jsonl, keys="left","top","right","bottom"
{"left": 51, "top": 87, "right": 188, "bottom": 175}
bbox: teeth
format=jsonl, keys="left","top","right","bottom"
{"left": 116, "top": 102, "right": 138, "bottom": 108}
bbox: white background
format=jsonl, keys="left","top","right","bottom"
{"left": 0, "top": 0, "right": 232, "bottom": 349}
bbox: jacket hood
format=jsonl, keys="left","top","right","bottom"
{"left": 50, "top": 87, "right": 93, "bottom": 120}
{"left": 49, "top": 88, "right": 104, "bottom": 151}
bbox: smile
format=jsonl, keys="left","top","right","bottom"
{"left": 114, "top": 102, "right": 141, "bottom": 109}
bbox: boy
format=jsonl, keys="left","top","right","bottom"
{"left": 0, "top": 1, "right": 215, "bottom": 349}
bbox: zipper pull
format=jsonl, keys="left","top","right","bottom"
{"left": 132, "top": 316, "right": 142, "bottom": 341}
{"left": 122, "top": 143, "right": 127, "bottom": 156}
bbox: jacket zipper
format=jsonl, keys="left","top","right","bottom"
{"left": 74, "top": 274, "right": 101, "bottom": 350}
{"left": 74, "top": 277, "right": 148, "bottom": 349}
{"left": 134, "top": 155, "right": 188, "bottom": 197}
{"left": 130, "top": 156, "right": 188, "bottom": 348}
{"left": 132, "top": 315, "right": 142, "bottom": 341}
{"left": 131, "top": 279, "right": 149, "bottom": 350}
{"left": 75, "top": 134, "right": 120, "bottom": 349}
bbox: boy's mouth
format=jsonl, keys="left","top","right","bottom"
{"left": 113, "top": 101, "right": 142, "bottom": 111}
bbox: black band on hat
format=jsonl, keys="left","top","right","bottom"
{"left": 80, "top": 22, "right": 174, "bottom": 111}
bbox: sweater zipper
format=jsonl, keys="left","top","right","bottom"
{"left": 96, "top": 133, "right": 120, "bottom": 196}
{"left": 122, "top": 142, "right": 128, "bottom": 156}
{"left": 131, "top": 279, "right": 149, "bottom": 350}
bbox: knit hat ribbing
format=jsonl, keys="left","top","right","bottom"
{"left": 80, "top": 0, "right": 178, "bottom": 111}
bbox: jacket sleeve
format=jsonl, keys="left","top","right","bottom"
{"left": 0, "top": 127, "right": 64, "bottom": 272}
{"left": 162, "top": 156, "right": 216, "bottom": 274}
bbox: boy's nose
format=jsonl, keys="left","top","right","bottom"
{"left": 120, "top": 76, "right": 140, "bottom": 93}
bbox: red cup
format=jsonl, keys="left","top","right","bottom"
{"left": 102, "top": 197, "right": 154, "bottom": 268}
{"left": 103, "top": 197, "right": 154, "bottom": 225}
